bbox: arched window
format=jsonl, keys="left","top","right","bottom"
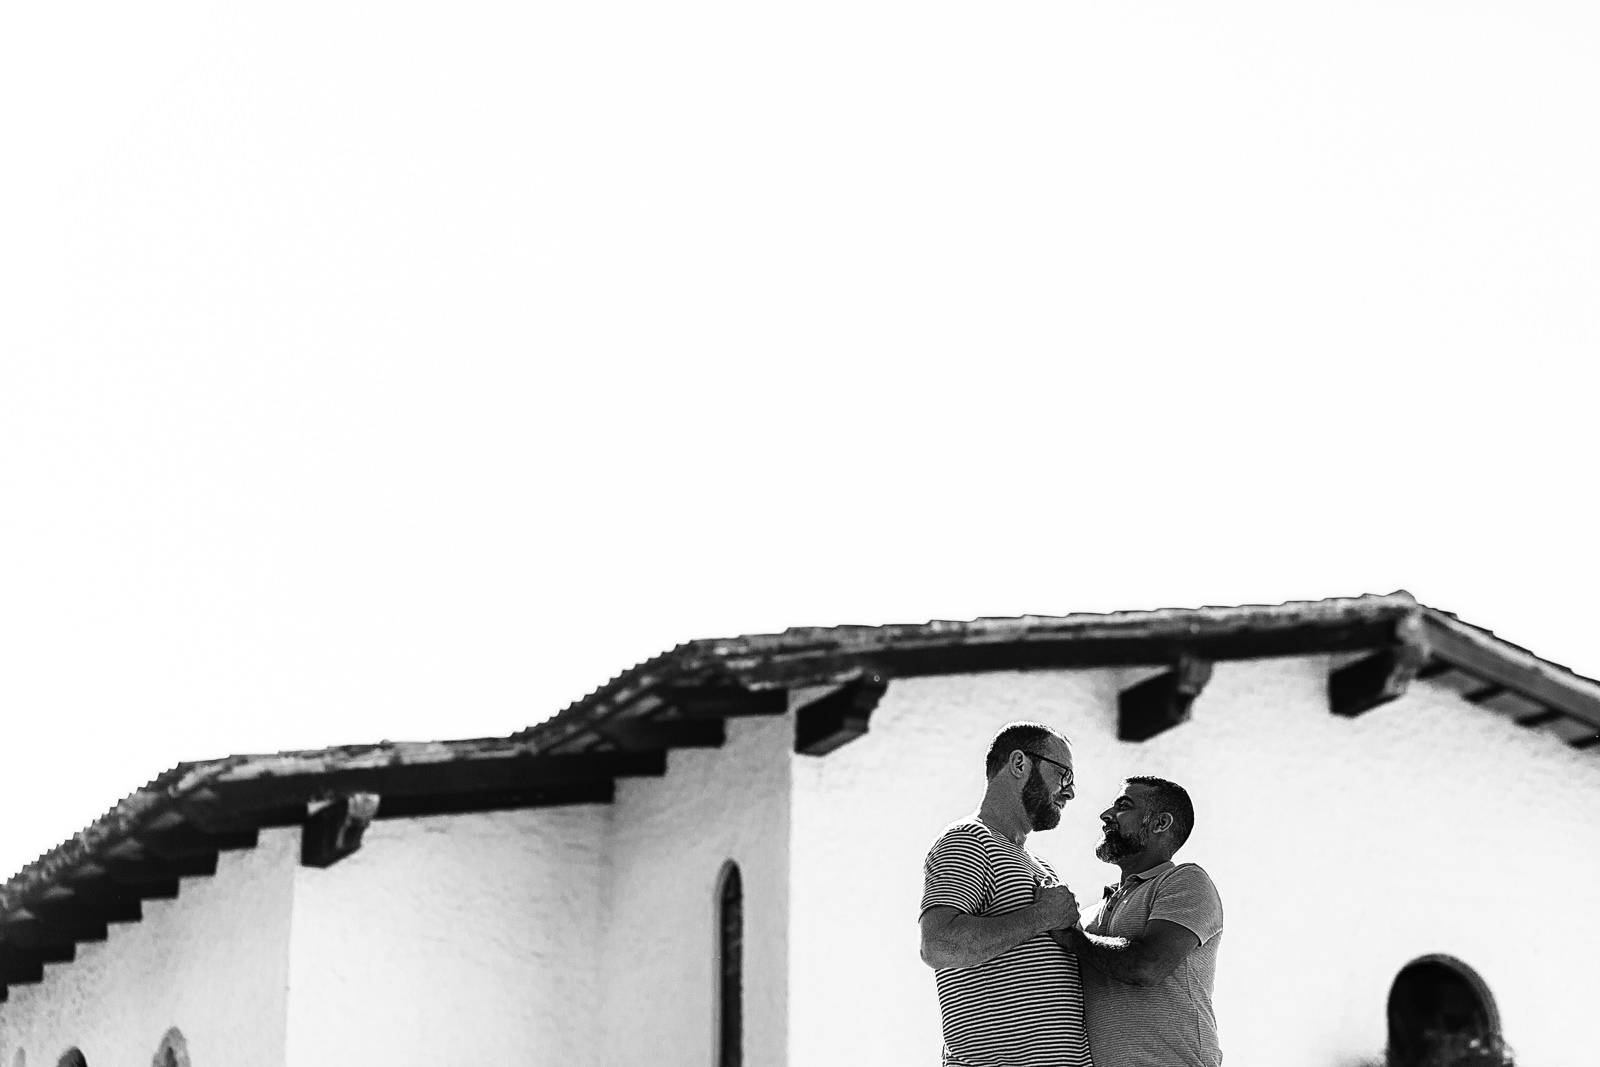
{"left": 1386, "top": 955, "right": 1503, "bottom": 1067}
{"left": 715, "top": 862, "right": 743, "bottom": 1067}
{"left": 151, "top": 1029, "right": 189, "bottom": 1067}
{"left": 55, "top": 1051, "right": 85, "bottom": 1067}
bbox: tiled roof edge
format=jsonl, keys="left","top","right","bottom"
{"left": 10, "top": 591, "right": 1596, "bottom": 906}
{"left": 0, "top": 758, "right": 239, "bottom": 914}
{"left": 510, "top": 592, "right": 1424, "bottom": 746}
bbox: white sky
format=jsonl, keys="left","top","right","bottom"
{"left": 2, "top": 2, "right": 1597, "bottom": 880}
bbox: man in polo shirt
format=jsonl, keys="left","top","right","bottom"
{"left": 919, "top": 722, "right": 1092, "bottom": 1067}
{"left": 1055, "top": 776, "right": 1224, "bottom": 1067}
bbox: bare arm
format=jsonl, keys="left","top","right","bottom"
{"left": 920, "top": 886, "right": 1079, "bottom": 970}
{"left": 1051, "top": 918, "right": 1200, "bottom": 987}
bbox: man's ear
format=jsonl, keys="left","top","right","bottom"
{"left": 1151, "top": 812, "right": 1174, "bottom": 835}
{"left": 1010, "top": 750, "right": 1029, "bottom": 779}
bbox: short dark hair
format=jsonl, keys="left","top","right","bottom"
{"left": 1125, "top": 776, "right": 1195, "bottom": 850}
{"left": 985, "top": 721, "right": 1068, "bottom": 779}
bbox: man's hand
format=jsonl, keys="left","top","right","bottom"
{"left": 1033, "top": 883, "right": 1080, "bottom": 931}
{"left": 1058, "top": 919, "right": 1202, "bottom": 986}
{"left": 919, "top": 885, "right": 1081, "bottom": 970}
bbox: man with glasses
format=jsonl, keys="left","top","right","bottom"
{"left": 919, "top": 721, "right": 1092, "bottom": 1067}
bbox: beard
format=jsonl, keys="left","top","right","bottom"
{"left": 1095, "top": 821, "right": 1149, "bottom": 862}
{"left": 1022, "top": 765, "right": 1062, "bottom": 831}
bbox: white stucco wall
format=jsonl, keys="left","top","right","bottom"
{"left": 278, "top": 712, "right": 791, "bottom": 1067}
{"left": 788, "top": 658, "right": 1600, "bottom": 1067}
{"left": 282, "top": 804, "right": 610, "bottom": 1067}
{"left": 0, "top": 826, "right": 298, "bottom": 1067}
{"left": 13, "top": 731, "right": 788, "bottom": 1067}
{"left": 600, "top": 713, "right": 791, "bottom": 1067}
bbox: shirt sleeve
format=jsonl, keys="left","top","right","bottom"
{"left": 920, "top": 825, "right": 992, "bottom": 918}
{"left": 1147, "top": 864, "right": 1224, "bottom": 944}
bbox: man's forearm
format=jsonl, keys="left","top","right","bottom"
{"left": 923, "top": 906, "right": 1048, "bottom": 969}
{"left": 1053, "top": 926, "right": 1159, "bottom": 986}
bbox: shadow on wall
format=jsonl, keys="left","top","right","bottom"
{"left": 1353, "top": 955, "right": 1513, "bottom": 1067}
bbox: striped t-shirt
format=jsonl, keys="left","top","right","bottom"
{"left": 920, "top": 818, "right": 1093, "bottom": 1067}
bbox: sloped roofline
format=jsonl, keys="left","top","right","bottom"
{"left": 3, "top": 592, "right": 1597, "bottom": 921}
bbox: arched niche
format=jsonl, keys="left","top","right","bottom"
{"left": 55, "top": 1051, "right": 86, "bottom": 1067}
{"left": 152, "top": 1029, "right": 190, "bottom": 1067}
{"left": 715, "top": 861, "right": 743, "bottom": 1067}
{"left": 1386, "top": 954, "right": 1502, "bottom": 1067}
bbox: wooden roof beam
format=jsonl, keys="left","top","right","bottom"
{"left": 301, "top": 794, "right": 380, "bottom": 870}
{"left": 215, "top": 751, "right": 666, "bottom": 814}
{"left": 62, "top": 864, "right": 179, "bottom": 903}
{"left": 300, "top": 777, "right": 630, "bottom": 865}
{"left": 0, "top": 944, "right": 47, "bottom": 984}
{"left": 0, "top": 931, "right": 72, "bottom": 966}
{"left": 795, "top": 673, "right": 890, "bottom": 756}
{"left": 176, "top": 790, "right": 297, "bottom": 834}
{"left": 103, "top": 851, "right": 216, "bottom": 888}
{"left": 1329, "top": 616, "right": 1431, "bottom": 717}
{"left": 1119, "top": 657, "right": 1213, "bottom": 742}
{"left": 662, "top": 686, "right": 787, "bottom": 719}
{"left": 38, "top": 881, "right": 144, "bottom": 926}
{"left": 596, "top": 717, "right": 725, "bottom": 752}
{"left": 137, "top": 824, "right": 259, "bottom": 860}
{"left": 101, "top": 875, "right": 179, "bottom": 902}
{"left": 0, "top": 914, "right": 103, "bottom": 952}
{"left": 372, "top": 779, "right": 615, "bottom": 820}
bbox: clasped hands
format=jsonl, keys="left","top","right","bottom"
{"left": 1033, "top": 882, "right": 1082, "bottom": 933}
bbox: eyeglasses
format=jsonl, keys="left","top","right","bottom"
{"left": 1022, "top": 751, "right": 1074, "bottom": 790}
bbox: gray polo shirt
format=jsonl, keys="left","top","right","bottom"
{"left": 1079, "top": 860, "right": 1224, "bottom": 1067}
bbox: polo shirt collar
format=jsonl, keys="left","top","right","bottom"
{"left": 1110, "top": 859, "right": 1175, "bottom": 892}
{"left": 1128, "top": 860, "right": 1176, "bottom": 882}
